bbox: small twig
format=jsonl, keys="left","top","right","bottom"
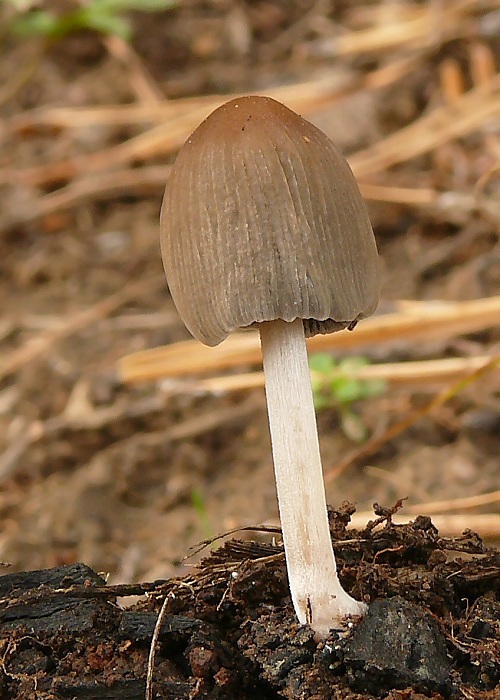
{"left": 259, "top": 0, "right": 330, "bottom": 60}
{"left": 360, "top": 182, "right": 436, "bottom": 206}
{"left": 187, "top": 525, "right": 282, "bottom": 559}
{"left": 103, "top": 34, "right": 163, "bottom": 105}
{"left": 19, "top": 311, "right": 179, "bottom": 333}
{"left": 330, "top": 0, "right": 497, "bottom": 56}
{"left": 474, "top": 159, "right": 500, "bottom": 224}
{"left": 2, "top": 108, "right": 209, "bottom": 188}
{"left": 145, "top": 594, "right": 170, "bottom": 700}
{"left": 6, "top": 75, "right": 350, "bottom": 134}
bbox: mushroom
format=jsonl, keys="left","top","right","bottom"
{"left": 160, "top": 96, "right": 380, "bottom": 639}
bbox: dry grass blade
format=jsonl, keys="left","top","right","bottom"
{"left": 348, "top": 512, "right": 500, "bottom": 540}
{"left": 7, "top": 106, "right": 211, "bottom": 187}
{"left": 474, "top": 160, "right": 500, "bottom": 219}
{"left": 5, "top": 76, "right": 351, "bottom": 188}
{"left": 102, "top": 34, "right": 163, "bottom": 106}
{"left": 406, "top": 490, "right": 500, "bottom": 515}
{"left": 118, "top": 296, "right": 500, "bottom": 382}
{"left": 152, "top": 355, "right": 499, "bottom": 396}
{"left": 7, "top": 98, "right": 213, "bottom": 132}
{"left": 359, "top": 183, "right": 436, "bottom": 205}
{"left": 9, "top": 71, "right": 500, "bottom": 187}
{"left": 350, "top": 73, "right": 500, "bottom": 178}
{"left": 7, "top": 75, "right": 352, "bottom": 133}
{"left": 332, "top": 0, "right": 492, "bottom": 56}
{"left": 3, "top": 166, "right": 171, "bottom": 228}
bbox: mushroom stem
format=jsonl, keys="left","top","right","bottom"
{"left": 259, "top": 318, "right": 367, "bottom": 638}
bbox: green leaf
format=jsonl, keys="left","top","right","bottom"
{"left": 338, "top": 356, "right": 370, "bottom": 371}
{"left": 81, "top": 9, "right": 132, "bottom": 39}
{"left": 361, "top": 379, "right": 387, "bottom": 398}
{"left": 309, "top": 353, "right": 336, "bottom": 375}
{"left": 10, "top": 10, "right": 61, "bottom": 37}
{"left": 331, "top": 378, "right": 364, "bottom": 404}
{"left": 311, "top": 352, "right": 386, "bottom": 422}
{"left": 96, "top": 0, "right": 177, "bottom": 11}
{"left": 9, "top": 0, "right": 177, "bottom": 42}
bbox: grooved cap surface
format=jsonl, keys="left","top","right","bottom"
{"left": 161, "top": 96, "right": 380, "bottom": 346}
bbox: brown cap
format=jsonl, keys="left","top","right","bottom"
{"left": 161, "top": 96, "right": 380, "bottom": 346}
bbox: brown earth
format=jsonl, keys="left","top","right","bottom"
{"left": 1, "top": 508, "right": 499, "bottom": 699}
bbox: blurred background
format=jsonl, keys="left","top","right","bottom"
{"left": 0, "top": 0, "right": 499, "bottom": 584}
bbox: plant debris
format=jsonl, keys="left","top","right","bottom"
{"left": 0, "top": 509, "right": 498, "bottom": 699}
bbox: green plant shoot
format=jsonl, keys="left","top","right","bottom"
{"left": 309, "top": 353, "right": 386, "bottom": 443}
{"left": 8, "top": 0, "right": 177, "bottom": 42}
{"left": 190, "top": 487, "right": 214, "bottom": 541}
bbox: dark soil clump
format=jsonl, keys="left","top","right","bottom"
{"left": 0, "top": 508, "right": 498, "bottom": 699}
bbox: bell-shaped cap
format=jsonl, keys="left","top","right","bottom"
{"left": 160, "top": 96, "right": 380, "bottom": 346}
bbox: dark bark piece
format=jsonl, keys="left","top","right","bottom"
{"left": 0, "top": 598, "right": 114, "bottom": 635}
{"left": 0, "top": 564, "right": 114, "bottom": 635}
{"left": 343, "top": 596, "right": 452, "bottom": 696}
{"left": 118, "top": 610, "right": 202, "bottom": 642}
{"left": 0, "top": 563, "right": 105, "bottom": 597}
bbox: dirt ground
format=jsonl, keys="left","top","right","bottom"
{"left": 0, "top": 1, "right": 499, "bottom": 698}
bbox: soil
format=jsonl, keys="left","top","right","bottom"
{"left": 1, "top": 508, "right": 499, "bottom": 699}
{"left": 0, "top": 1, "right": 499, "bottom": 698}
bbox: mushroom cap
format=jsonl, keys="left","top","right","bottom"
{"left": 161, "top": 95, "right": 380, "bottom": 347}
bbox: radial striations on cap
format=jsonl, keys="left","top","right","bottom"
{"left": 160, "top": 95, "right": 380, "bottom": 346}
